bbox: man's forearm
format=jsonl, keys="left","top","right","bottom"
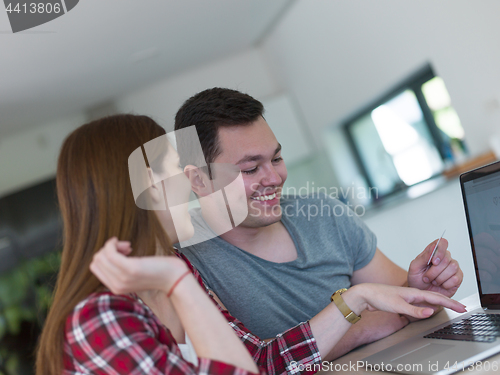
{"left": 323, "top": 310, "right": 409, "bottom": 361}
{"left": 322, "top": 325, "right": 365, "bottom": 361}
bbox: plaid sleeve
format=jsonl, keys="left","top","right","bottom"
{"left": 64, "top": 292, "right": 260, "bottom": 375}
{"left": 178, "top": 253, "right": 322, "bottom": 375}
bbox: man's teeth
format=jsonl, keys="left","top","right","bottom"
{"left": 251, "top": 193, "right": 277, "bottom": 201}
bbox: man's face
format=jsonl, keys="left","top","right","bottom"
{"left": 214, "top": 117, "right": 287, "bottom": 228}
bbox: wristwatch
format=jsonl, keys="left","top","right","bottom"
{"left": 331, "top": 288, "right": 361, "bottom": 324}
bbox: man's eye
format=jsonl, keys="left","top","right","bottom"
{"left": 243, "top": 167, "right": 258, "bottom": 175}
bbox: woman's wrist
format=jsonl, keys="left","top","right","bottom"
{"left": 167, "top": 273, "right": 198, "bottom": 302}
{"left": 157, "top": 257, "right": 188, "bottom": 292}
{"left": 167, "top": 270, "right": 192, "bottom": 297}
{"left": 341, "top": 285, "right": 368, "bottom": 315}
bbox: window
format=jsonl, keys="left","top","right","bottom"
{"left": 343, "top": 64, "right": 467, "bottom": 200}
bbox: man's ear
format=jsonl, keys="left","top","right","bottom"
{"left": 184, "top": 165, "right": 213, "bottom": 197}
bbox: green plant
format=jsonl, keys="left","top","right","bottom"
{"left": 0, "top": 251, "right": 60, "bottom": 375}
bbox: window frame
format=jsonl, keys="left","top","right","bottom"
{"left": 343, "top": 63, "right": 450, "bottom": 200}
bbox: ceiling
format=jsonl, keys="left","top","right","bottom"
{"left": 0, "top": 0, "right": 290, "bottom": 137}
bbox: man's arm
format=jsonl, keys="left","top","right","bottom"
{"left": 322, "top": 310, "right": 409, "bottom": 361}
{"left": 351, "top": 248, "right": 408, "bottom": 286}
{"left": 352, "top": 242, "right": 463, "bottom": 296}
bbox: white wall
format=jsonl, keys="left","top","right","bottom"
{"left": 261, "top": 0, "right": 500, "bottom": 157}
{"left": 0, "top": 48, "right": 278, "bottom": 197}
{"left": 116, "top": 48, "right": 280, "bottom": 130}
{"left": 0, "top": 113, "right": 85, "bottom": 197}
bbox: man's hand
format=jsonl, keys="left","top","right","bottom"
{"left": 323, "top": 311, "right": 409, "bottom": 361}
{"left": 407, "top": 238, "right": 463, "bottom": 298}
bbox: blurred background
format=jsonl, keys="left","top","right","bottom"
{"left": 2, "top": 0, "right": 500, "bottom": 373}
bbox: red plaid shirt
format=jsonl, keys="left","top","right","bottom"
{"left": 63, "top": 254, "right": 321, "bottom": 375}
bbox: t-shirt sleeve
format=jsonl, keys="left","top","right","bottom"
{"left": 65, "top": 293, "right": 261, "bottom": 375}
{"left": 329, "top": 198, "right": 377, "bottom": 271}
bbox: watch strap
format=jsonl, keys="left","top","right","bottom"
{"left": 331, "top": 288, "right": 361, "bottom": 324}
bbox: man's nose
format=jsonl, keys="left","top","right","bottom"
{"left": 261, "top": 166, "right": 281, "bottom": 186}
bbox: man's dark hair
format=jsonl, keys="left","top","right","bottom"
{"left": 174, "top": 87, "right": 264, "bottom": 168}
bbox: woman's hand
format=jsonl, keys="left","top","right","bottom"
{"left": 343, "top": 283, "right": 467, "bottom": 320}
{"left": 90, "top": 238, "right": 259, "bottom": 373}
{"left": 90, "top": 237, "right": 189, "bottom": 295}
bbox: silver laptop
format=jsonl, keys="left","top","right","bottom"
{"left": 364, "top": 160, "right": 500, "bottom": 374}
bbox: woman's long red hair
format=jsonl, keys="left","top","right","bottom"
{"left": 36, "top": 114, "right": 173, "bottom": 375}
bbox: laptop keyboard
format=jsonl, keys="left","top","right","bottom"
{"left": 424, "top": 314, "right": 500, "bottom": 343}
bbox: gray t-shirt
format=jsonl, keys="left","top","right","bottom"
{"left": 179, "top": 195, "right": 377, "bottom": 338}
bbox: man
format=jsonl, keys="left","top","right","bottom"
{"left": 175, "top": 87, "right": 463, "bottom": 360}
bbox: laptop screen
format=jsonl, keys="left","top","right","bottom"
{"left": 461, "top": 161, "right": 500, "bottom": 304}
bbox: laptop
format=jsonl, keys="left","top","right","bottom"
{"left": 363, "top": 160, "right": 500, "bottom": 374}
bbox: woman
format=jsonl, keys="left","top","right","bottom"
{"left": 36, "top": 114, "right": 466, "bottom": 375}
{"left": 36, "top": 115, "right": 258, "bottom": 375}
